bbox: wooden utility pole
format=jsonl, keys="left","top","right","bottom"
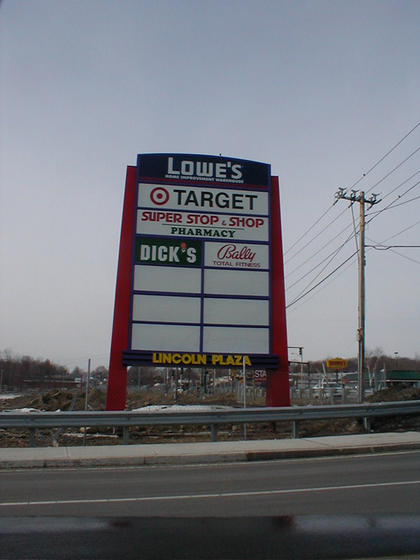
{"left": 357, "top": 194, "right": 366, "bottom": 404}
{"left": 334, "top": 189, "right": 380, "bottom": 402}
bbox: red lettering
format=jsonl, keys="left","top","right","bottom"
{"left": 228, "top": 217, "right": 265, "bottom": 228}
{"left": 186, "top": 214, "right": 219, "bottom": 225}
{"left": 141, "top": 211, "right": 182, "bottom": 223}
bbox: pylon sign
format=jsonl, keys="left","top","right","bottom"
{"left": 106, "top": 154, "right": 289, "bottom": 410}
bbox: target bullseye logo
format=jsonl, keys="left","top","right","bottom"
{"left": 150, "top": 187, "right": 169, "bottom": 206}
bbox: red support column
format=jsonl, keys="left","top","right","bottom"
{"left": 106, "top": 166, "right": 137, "bottom": 411}
{"left": 266, "top": 176, "right": 290, "bottom": 407}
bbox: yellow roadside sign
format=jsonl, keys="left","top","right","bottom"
{"left": 326, "top": 358, "right": 348, "bottom": 370}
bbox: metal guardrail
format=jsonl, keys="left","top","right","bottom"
{"left": 1, "top": 400, "right": 420, "bottom": 446}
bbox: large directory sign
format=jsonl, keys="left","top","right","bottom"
{"left": 106, "top": 154, "right": 289, "bottom": 410}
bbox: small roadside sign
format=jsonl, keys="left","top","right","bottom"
{"left": 254, "top": 370, "right": 267, "bottom": 385}
{"left": 326, "top": 358, "right": 348, "bottom": 370}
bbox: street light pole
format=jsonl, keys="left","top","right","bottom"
{"left": 84, "top": 358, "right": 91, "bottom": 411}
{"left": 83, "top": 358, "right": 91, "bottom": 446}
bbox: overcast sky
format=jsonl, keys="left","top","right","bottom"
{"left": 1, "top": 0, "right": 419, "bottom": 371}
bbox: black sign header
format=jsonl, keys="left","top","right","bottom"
{"left": 137, "top": 153, "right": 271, "bottom": 187}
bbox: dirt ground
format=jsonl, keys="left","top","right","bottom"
{"left": 1, "top": 385, "right": 419, "bottom": 447}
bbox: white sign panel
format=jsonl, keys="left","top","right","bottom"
{"left": 138, "top": 183, "right": 269, "bottom": 215}
{"left": 137, "top": 210, "right": 268, "bottom": 241}
{"left": 133, "top": 265, "right": 201, "bottom": 293}
{"left": 132, "top": 323, "right": 200, "bottom": 352}
{"left": 204, "top": 269, "right": 269, "bottom": 296}
{"left": 204, "top": 242, "right": 269, "bottom": 269}
{"left": 203, "top": 298, "right": 269, "bottom": 326}
{"left": 203, "top": 326, "right": 270, "bottom": 354}
{"left": 133, "top": 294, "right": 201, "bottom": 324}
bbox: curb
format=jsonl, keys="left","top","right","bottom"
{"left": 2, "top": 441, "right": 420, "bottom": 469}
{"left": 245, "top": 442, "right": 420, "bottom": 462}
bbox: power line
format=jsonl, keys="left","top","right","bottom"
{"left": 292, "top": 186, "right": 420, "bottom": 301}
{"left": 284, "top": 204, "right": 335, "bottom": 255}
{"left": 286, "top": 237, "right": 354, "bottom": 290}
{"left": 285, "top": 207, "right": 348, "bottom": 264}
{"left": 286, "top": 201, "right": 361, "bottom": 293}
{"left": 387, "top": 251, "right": 420, "bottom": 265}
{"left": 285, "top": 123, "right": 420, "bottom": 312}
{"left": 286, "top": 185, "right": 419, "bottom": 312}
{"left": 366, "top": 236, "right": 420, "bottom": 266}
{"left": 383, "top": 250, "right": 420, "bottom": 266}
{"left": 366, "top": 219, "right": 420, "bottom": 267}
{"left": 286, "top": 188, "right": 418, "bottom": 308}
{"left": 378, "top": 218, "right": 420, "bottom": 244}
{"left": 286, "top": 251, "right": 358, "bottom": 309}
{"left": 364, "top": 147, "right": 420, "bottom": 195}
{"left": 366, "top": 179, "right": 420, "bottom": 224}
{"left": 367, "top": 245, "right": 420, "bottom": 249}
{"left": 285, "top": 220, "right": 354, "bottom": 279}
{"left": 348, "top": 121, "right": 420, "bottom": 191}
{"left": 286, "top": 226, "right": 357, "bottom": 295}
{"left": 385, "top": 193, "right": 420, "bottom": 210}
{"left": 368, "top": 193, "right": 420, "bottom": 219}
{"left": 286, "top": 256, "right": 357, "bottom": 314}
{"left": 286, "top": 124, "right": 419, "bottom": 267}
{"left": 371, "top": 170, "right": 419, "bottom": 204}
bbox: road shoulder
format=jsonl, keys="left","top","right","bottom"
{"left": 1, "top": 431, "right": 420, "bottom": 469}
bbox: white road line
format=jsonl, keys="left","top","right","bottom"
{"left": 1, "top": 480, "right": 420, "bottom": 507}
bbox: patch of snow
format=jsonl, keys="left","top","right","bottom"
{"left": 3, "top": 407, "right": 41, "bottom": 413}
{"left": 130, "top": 404, "right": 234, "bottom": 413}
{"left": 0, "top": 394, "right": 23, "bottom": 400}
{"left": 61, "top": 433, "right": 119, "bottom": 439}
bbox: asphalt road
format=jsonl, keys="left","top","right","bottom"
{"left": 1, "top": 450, "right": 419, "bottom": 517}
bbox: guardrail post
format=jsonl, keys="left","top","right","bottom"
{"left": 363, "top": 416, "right": 371, "bottom": 433}
{"left": 291, "top": 420, "right": 299, "bottom": 438}
{"left": 123, "top": 426, "right": 129, "bottom": 445}
{"left": 210, "top": 424, "right": 218, "bottom": 442}
{"left": 29, "top": 428, "right": 35, "bottom": 448}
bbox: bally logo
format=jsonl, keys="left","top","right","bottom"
{"left": 216, "top": 244, "right": 256, "bottom": 262}
{"left": 166, "top": 157, "right": 243, "bottom": 181}
{"left": 136, "top": 237, "right": 202, "bottom": 267}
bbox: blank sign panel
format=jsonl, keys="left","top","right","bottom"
{"left": 204, "top": 269, "right": 269, "bottom": 296}
{"left": 132, "top": 294, "right": 201, "bottom": 324}
{"left": 132, "top": 324, "right": 200, "bottom": 352}
{"left": 134, "top": 265, "right": 201, "bottom": 293}
{"left": 203, "top": 326, "right": 269, "bottom": 354}
{"left": 203, "top": 298, "right": 269, "bottom": 326}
